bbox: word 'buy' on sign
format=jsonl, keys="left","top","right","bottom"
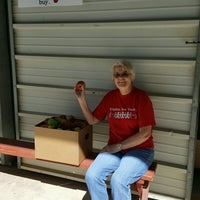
{"left": 18, "top": 0, "right": 83, "bottom": 7}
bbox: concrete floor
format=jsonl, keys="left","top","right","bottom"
{"left": 0, "top": 164, "right": 199, "bottom": 200}
{"left": 1, "top": 164, "right": 87, "bottom": 190}
{"left": 0, "top": 165, "right": 90, "bottom": 200}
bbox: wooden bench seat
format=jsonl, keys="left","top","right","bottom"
{"left": 0, "top": 137, "right": 35, "bottom": 159}
{"left": 0, "top": 137, "right": 157, "bottom": 200}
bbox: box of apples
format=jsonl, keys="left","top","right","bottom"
{"left": 34, "top": 114, "right": 92, "bottom": 166}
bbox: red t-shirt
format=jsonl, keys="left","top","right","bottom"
{"left": 93, "top": 87, "right": 156, "bottom": 150}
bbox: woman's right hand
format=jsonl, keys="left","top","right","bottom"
{"left": 74, "top": 81, "right": 86, "bottom": 100}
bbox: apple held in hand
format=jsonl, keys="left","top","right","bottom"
{"left": 75, "top": 81, "right": 86, "bottom": 92}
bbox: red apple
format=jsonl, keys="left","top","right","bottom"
{"left": 75, "top": 81, "right": 86, "bottom": 92}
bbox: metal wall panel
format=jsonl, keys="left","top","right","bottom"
{"left": 15, "top": 56, "right": 196, "bottom": 96}
{"left": 8, "top": 0, "right": 200, "bottom": 199}
{"left": 12, "top": 0, "right": 200, "bottom": 22}
{"left": 17, "top": 85, "right": 192, "bottom": 132}
{"left": 13, "top": 20, "right": 198, "bottom": 59}
{"left": 93, "top": 125, "right": 190, "bottom": 166}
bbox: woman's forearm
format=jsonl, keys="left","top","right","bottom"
{"left": 78, "top": 98, "right": 99, "bottom": 125}
{"left": 102, "top": 126, "right": 152, "bottom": 153}
{"left": 120, "top": 126, "right": 152, "bottom": 150}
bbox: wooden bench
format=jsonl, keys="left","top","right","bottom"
{"left": 0, "top": 137, "right": 157, "bottom": 200}
{"left": 0, "top": 137, "right": 35, "bottom": 159}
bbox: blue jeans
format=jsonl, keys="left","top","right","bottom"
{"left": 85, "top": 148, "right": 154, "bottom": 200}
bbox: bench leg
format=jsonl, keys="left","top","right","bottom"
{"left": 138, "top": 181, "right": 150, "bottom": 200}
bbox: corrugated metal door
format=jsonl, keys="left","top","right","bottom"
{"left": 8, "top": 0, "right": 200, "bottom": 199}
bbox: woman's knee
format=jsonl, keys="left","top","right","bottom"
{"left": 110, "top": 173, "right": 125, "bottom": 189}
{"left": 85, "top": 167, "right": 103, "bottom": 185}
{"left": 85, "top": 168, "right": 95, "bottom": 183}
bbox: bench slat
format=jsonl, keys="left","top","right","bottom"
{"left": 0, "top": 138, "right": 35, "bottom": 159}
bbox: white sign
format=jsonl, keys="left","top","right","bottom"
{"left": 18, "top": 0, "right": 83, "bottom": 8}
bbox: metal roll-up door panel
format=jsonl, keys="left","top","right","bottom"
{"left": 8, "top": 1, "right": 200, "bottom": 199}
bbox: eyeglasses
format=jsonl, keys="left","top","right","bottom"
{"left": 113, "top": 71, "right": 130, "bottom": 78}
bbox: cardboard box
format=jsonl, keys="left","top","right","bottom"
{"left": 34, "top": 120, "right": 92, "bottom": 166}
{"left": 195, "top": 140, "right": 200, "bottom": 169}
